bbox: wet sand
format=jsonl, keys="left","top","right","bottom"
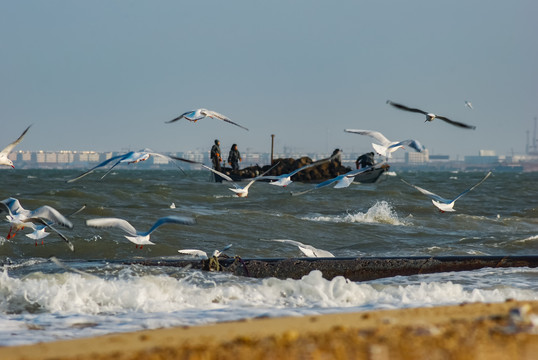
{"left": 1, "top": 300, "right": 537, "bottom": 360}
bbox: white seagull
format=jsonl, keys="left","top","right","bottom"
{"left": 86, "top": 215, "right": 196, "bottom": 248}
{"left": 291, "top": 164, "right": 380, "bottom": 196}
{"left": 178, "top": 244, "right": 232, "bottom": 259}
{"left": 387, "top": 100, "right": 476, "bottom": 130}
{"left": 401, "top": 171, "right": 492, "bottom": 212}
{"left": 67, "top": 150, "right": 188, "bottom": 183}
{"left": 0, "top": 197, "right": 75, "bottom": 250}
{"left": 344, "top": 129, "right": 425, "bottom": 158}
{"left": 465, "top": 101, "right": 473, "bottom": 110}
{"left": 25, "top": 204, "right": 85, "bottom": 245}
{"left": 0, "top": 125, "right": 31, "bottom": 168}
{"left": 267, "top": 239, "right": 334, "bottom": 258}
{"left": 202, "top": 163, "right": 279, "bottom": 197}
{"left": 166, "top": 108, "right": 249, "bottom": 131}
{"left": 259, "top": 151, "right": 342, "bottom": 187}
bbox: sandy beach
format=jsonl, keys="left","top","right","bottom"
{"left": 1, "top": 300, "right": 537, "bottom": 360}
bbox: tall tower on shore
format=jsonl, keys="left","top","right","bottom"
{"left": 528, "top": 117, "right": 538, "bottom": 155}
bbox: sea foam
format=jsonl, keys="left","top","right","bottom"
{"left": 301, "top": 201, "right": 409, "bottom": 226}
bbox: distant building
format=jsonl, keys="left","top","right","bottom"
{"left": 465, "top": 150, "right": 499, "bottom": 165}
{"left": 405, "top": 149, "right": 429, "bottom": 164}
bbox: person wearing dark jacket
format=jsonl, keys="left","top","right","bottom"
{"left": 210, "top": 139, "right": 222, "bottom": 172}
{"left": 227, "top": 144, "right": 241, "bottom": 171}
{"left": 356, "top": 152, "right": 375, "bottom": 169}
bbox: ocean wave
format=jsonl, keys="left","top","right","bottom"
{"left": 301, "top": 201, "right": 410, "bottom": 226}
{"left": 1, "top": 267, "right": 537, "bottom": 346}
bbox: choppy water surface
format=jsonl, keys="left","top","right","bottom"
{"left": 1, "top": 169, "right": 537, "bottom": 345}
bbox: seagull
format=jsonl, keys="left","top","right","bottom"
{"left": 67, "top": 150, "right": 189, "bottom": 183}
{"left": 166, "top": 108, "right": 249, "bottom": 131}
{"left": 344, "top": 129, "right": 425, "bottom": 158}
{"left": 202, "top": 162, "right": 279, "bottom": 197}
{"left": 25, "top": 204, "right": 85, "bottom": 246}
{"left": 178, "top": 244, "right": 232, "bottom": 259}
{"left": 0, "top": 197, "right": 75, "bottom": 250}
{"left": 387, "top": 100, "right": 476, "bottom": 130}
{"left": 465, "top": 101, "right": 473, "bottom": 110}
{"left": 401, "top": 171, "right": 492, "bottom": 212}
{"left": 267, "top": 239, "right": 334, "bottom": 258}
{"left": 291, "top": 164, "right": 380, "bottom": 196}
{"left": 86, "top": 216, "right": 196, "bottom": 248}
{"left": 0, "top": 125, "right": 31, "bottom": 168}
{"left": 86, "top": 215, "right": 196, "bottom": 248}
{"left": 258, "top": 150, "right": 342, "bottom": 187}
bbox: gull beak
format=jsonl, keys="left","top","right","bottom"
{"left": 11, "top": 165, "right": 15, "bottom": 169}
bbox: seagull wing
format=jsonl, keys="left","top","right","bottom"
{"left": 401, "top": 179, "right": 450, "bottom": 203}
{"left": 344, "top": 129, "right": 391, "bottom": 146}
{"left": 30, "top": 205, "right": 73, "bottom": 229}
{"left": 394, "top": 139, "right": 425, "bottom": 152}
{"left": 287, "top": 155, "right": 334, "bottom": 177}
{"left": 291, "top": 175, "right": 344, "bottom": 196}
{"left": 27, "top": 218, "right": 74, "bottom": 251}
{"left": 166, "top": 110, "right": 194, "bottom": 123}
{"left": 386, "top": 101, "right": 428, "bottom": 115}
{"left": 168, "top": 155, "right": 203, "bottom": 165}
{"left": 242, "top": 162, "right": 281, "bottom": 191}
{"left": 99, "top": 152, "right": 138, "bottom": 179}
{"left": 0, "top": 197, "right": 23, "bottom": 216}
{"left": 67, "top": 154, "right": 128, "bottom": 183}
{"left": 148, "top": 152, "right": 187, "bottom": 175}
{"left": 1, "top": 125, "right": 31, "bottom": 155}
{"left": 201, "top": 164, "right": 234, "bottom": 182}
{"left": 435, "top": 116, "right": 476, "bottom": 130}
{"left": 140, "top": 215, "right": 196, "bottom": 236}
{"left": 86, "top": 217, "right": 138, "bottom": 236}
{"left": 205, "top": 110, "right": 249, "bottom": 131}
{"left": 452, "top": 171, "right": 492, "bottom": 202}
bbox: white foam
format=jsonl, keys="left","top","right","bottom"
{"left": 1, "top": 268, "right": 536, "bottom": 346}
{"left": 301, "top": 201, "right": 409, "bottom": 226}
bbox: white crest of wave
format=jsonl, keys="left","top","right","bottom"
{"left": 302, "top": 201, "right": 409, "bottom": 226}
{"left": 1, "top": 270, "right": 536, "bottom": 316}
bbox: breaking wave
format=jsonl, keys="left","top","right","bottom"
{"left": 301, "top": 201, "right": 410, "bottom": 226}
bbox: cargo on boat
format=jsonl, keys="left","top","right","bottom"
{"left": 212, "top": 151, "right": 390, "bottom": 184}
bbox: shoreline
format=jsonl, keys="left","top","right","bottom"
{"left": 1, "top": 300, "right": 537, "bottom": 360}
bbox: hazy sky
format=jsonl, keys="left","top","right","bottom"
{"left": 1, "top": 1, "right": 537, "bottom": 158}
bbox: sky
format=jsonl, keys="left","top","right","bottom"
{"left": 1, "top": 0, "right": 537, "bottom": 159}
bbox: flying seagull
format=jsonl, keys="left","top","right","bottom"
{"left": 86, "top": 215, "right": 196, "bottom": 248}
{"left": 178, "top": 244, "right": 232, "bottom": 259}
{"left": 465, "top": 101, "right": 473, "bottom": 110}
{"left": 67, "top": 150, "right": 189, "bottom": 183}
{"left": 266, "top": 239, "right": 334, "bottom": 258}
{"left": 166, "top": 108, "right": 249, "bottom": 131}
{"left": 291, "top": 164, "right": 380, "bottom": 196}
{"left": 0, "top": 197, "right": 75, "bottom": 251}
{"left": 259, "top": 150, "right": 342, "bottom": 187}
{"left": 0, "top": 125, "right": 31, "bottom": 168}
{"left": 401, "top": 171, "right": 492, "bottom": 212}
{"left": 386, "top": 100, "right": 476, "bottom": 130}
{"left": 202, "top": 162, "right": 279, "bottom": 197}
{"left": 25, "top": 204, "right": 86, "bottom": 246}
{"left": 344, "top": 129, "right": 425, "bottom": 158}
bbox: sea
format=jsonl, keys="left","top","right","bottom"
{"left": 0, "top": 168, "right": 537, "bottom": 346}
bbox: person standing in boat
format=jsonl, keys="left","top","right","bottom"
{"left": 356, "top": 152, "right": 375, "bottom": 169}
{"left": 227, "top": 144, "right": 242, "bottom": 171}
{"left": 210, "top": 139, "right": 222, "bottom": 172}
